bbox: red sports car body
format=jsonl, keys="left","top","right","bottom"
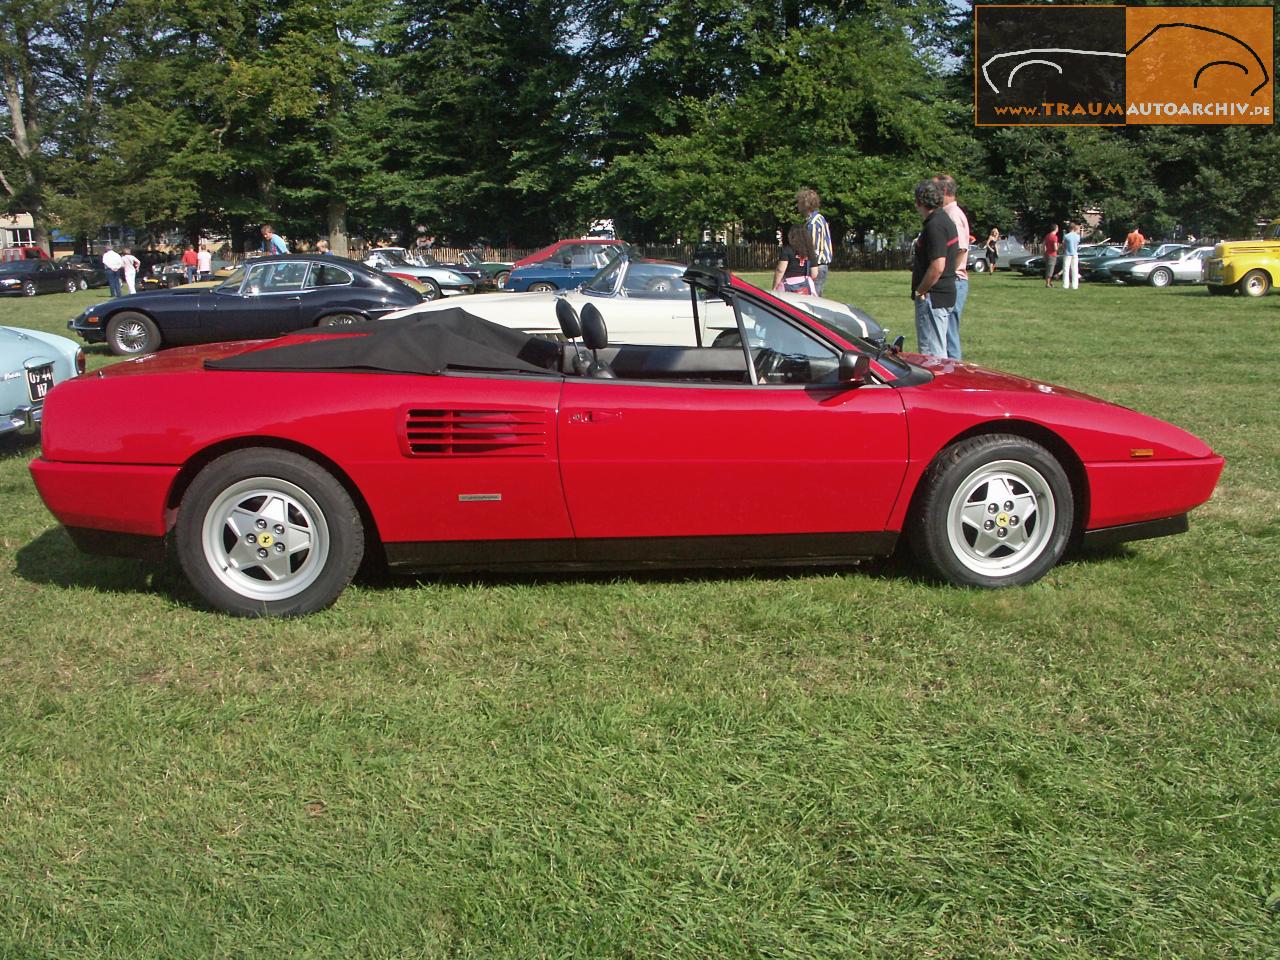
{"left": 30, "top": 269, "right": 1223, "bottom": 616}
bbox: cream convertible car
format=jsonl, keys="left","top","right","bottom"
{"left": 385, "top": 254, "right": 884, "bottom": 346}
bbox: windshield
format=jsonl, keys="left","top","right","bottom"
{"left": 459, "top": 251, "right": 480, "bottom": 266}
{"left": 215, "top": 267, "right": 245, "bottom": 292}
{"left": 583, "top": 254, "right": 626, "bottom": 295}
{"left": 373, "top": 249, "right": 408, "bottom": 266}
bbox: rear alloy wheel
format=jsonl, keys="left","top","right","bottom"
{"left": 1148, "top": 267, "right": 1174, "bottom": 288}
{"left": 177, "top": 448, "right": 364, "bottom": 617}
{"left": 420, "top": 279, "right": 442, "bottom": 301}
{"left": 78, "top": 277, "right": 89, "bottom": 290}
{"left": 528, "top": 282, "right": 556, "bottom": 293}
{"left": 1207, "top": 284, "right": 1233, "bottom": 296}
{"left": 317, "top": 313, "right": 364, "bottom": 328}
{"left": 106, "top": 311, "right": 161, "bottom": 355}
{"left": 21, "top": 280, "right": 37, "bottom": 297}
{"left": 910, "top": 434, "right": 1073, "bottom": 588}
{"left": 495, "top": 270, "right": 511, "bottom": 289}
{"left": 971, "top": 258, "right": 988, "bottom": 273}
{"left": 64, "top": 278, "right": 79, "bottom": 293}
{"left": 1240, "top": 269, "right": 1271, "bottom": 298}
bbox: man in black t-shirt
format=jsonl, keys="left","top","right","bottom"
{"left": 910, "top": 179, "right": 958, "bottom": 357}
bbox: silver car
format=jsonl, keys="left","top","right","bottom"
{"left": 1114, "top": 246, "right": 1215, "bottom": 287}
{"left": 1, "top": 325, "right": 83, "bottom": 439}
{"left": 362, "top": 248, "right": 474, "bottom": 300}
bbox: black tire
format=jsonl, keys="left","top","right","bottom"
{"left": 971, "top": 258, "right": 988, "bottom": 274}
{"left": 21, "top": 280, "right": 37, "bottom": 297}
{"left": 78, "top": 276, "right": 89, "bottom": 290}
{"left": 420, "top": 279, "right": 442, "bottom": 301}
{"left": 176, "top": 448, "right": 364, "bottom": 617}
{"left": 1207, "top": 284, "right": 1233, "bottom": 296}
{"left": 316, "top": 312, "right": 365, "bottom": 328}
{"left": 909, "top": 434, "right": 1073, "bottom": 588}
{"left": 106, "top": 311, "right": 161, "bottom": 355}
{"left": 1148, "top": 267, "right": 1174, "bottom": 288}
{"left": 528, "top": 282, "right": 556, "bottom": 293}
{"left": 1240, "top": 269, "right": 1271, "bottom": 298}
{"left": 64, "top": 278, "right": 79, "bottom": 293}
{"left": 494, "top": 270, "right": 511, "bottom": 288}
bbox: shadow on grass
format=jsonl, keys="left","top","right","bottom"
{"left": 14, "top": 527, "right": 197, "bottom": 602}
{"left": 0, "top": 435, "right": 39, "bottom": 463}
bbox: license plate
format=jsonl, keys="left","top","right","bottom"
{"left": 26, "top": 363, "right": 54, "bottom": 403}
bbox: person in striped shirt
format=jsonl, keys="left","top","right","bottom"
{"left": 796, "top": 188, "right": 832, "bottom": 296}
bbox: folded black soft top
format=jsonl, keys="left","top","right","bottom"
{"left": 204, "top": 308, "right": 562, "bottom": 376}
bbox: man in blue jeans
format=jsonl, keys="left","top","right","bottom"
{"left": 910, "top": 180, "right": 958, "bottom": 358}
{"left": 935, "top": 174, "right": 969, "bottom": 359}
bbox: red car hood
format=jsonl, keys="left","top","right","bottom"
{"left": 907, "top": 354, "right": 1110, "bottom": 404}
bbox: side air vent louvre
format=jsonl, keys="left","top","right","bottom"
{"left": 402, "top": 408, "right": 550, "bottom": 457}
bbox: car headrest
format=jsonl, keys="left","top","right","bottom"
{"left": 555, "top": 298, "right": 582, "bottom": 340}
{"left": 580, "top": 302, "right": 608, "bottom": 351}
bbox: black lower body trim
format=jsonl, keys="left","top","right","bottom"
{"left": 1081, "top": 514, "right": 1189, "bottom": 550}
{"left": 384, "top": 532, "right": 898, "bottom": 574}
{"left": 66, "top": 526, "right": 167, "bottom": 562}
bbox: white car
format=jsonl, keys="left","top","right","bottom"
{"left": 1113, "top": 245, "right": 1215, "bottom": 287}
{"left": 362, "top": 248, "right": 475, "bottom": 300}
{"left": 386, "top": 255, "right": 885, "bottom": 347}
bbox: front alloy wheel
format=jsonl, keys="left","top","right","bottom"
{"left": 21, "top": 280, "right": 36, "bottom": 297}
{"left": 910, "top": 434, "right": 1073, "bottom": 588}
{"left": 64, "top": 278, "right": 79, "bottom": 294}
{"left": 420, "top": 279, "right": 442, "bottom": 301}
{"left": 528, "top": 282, "right": 557, "bottom": 293}
{"left": 177, "top": 449, "right": 364, "bottom": 616}
{"left": 317, "top": 313, "right": 363, "bottom": 328}
{"left": 1148, "top": 267, "right": 1174, "bottom": 288}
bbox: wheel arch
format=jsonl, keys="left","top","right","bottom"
{"left": 164, "top": 436, "right": 386, "bottom": 565}
{"left": 904, "top": 419, "right": 1090, "bottom": 544}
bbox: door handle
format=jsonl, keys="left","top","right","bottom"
{"left": 568, "top": 410, "right": 622, "bottom": 424}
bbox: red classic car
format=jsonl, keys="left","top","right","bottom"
{"left": 30, "top": 268, "right": 1223, "bottom": 617}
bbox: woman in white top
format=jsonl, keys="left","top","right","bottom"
{"left": 197, "top": 243, "right": 212, "bottom": 277}
{"left": 121, "top": 248, "right": 141, "bottom": 294}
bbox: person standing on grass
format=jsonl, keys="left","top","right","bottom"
{"left": 934, "top": 173, "right": 969, "bottom": 360}
{"left": 984, "top": 227, "right": 1000, "bottom": 270}
{"left": 796, "top": 188, "right": 832, "bottom": 296}
{"left": 180, "top": 244, "right": 198, "bottom": 283}
{"left": 1061, "top": 222, "right": 1081, "bottom": 290}
{"left": 772, "top": 224, "right": 817, "bottom": 294}
{"left": 121, "top": 248, "right": 141, "bottom": 294}
{"left": 1043, "top": 224, "right": 1060, "bottom": 288}
{"left": 101, "top": 242, "right": 123, "bottom": 298}
{"left": 910, "top": 179, "right": 958, "bottom": 358}
{"left": 197, "top": 243, "right": 212, "bottom": 278}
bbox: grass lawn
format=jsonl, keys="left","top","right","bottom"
{"left": 1, "top": 274, "right": 1277, "bottom": 958}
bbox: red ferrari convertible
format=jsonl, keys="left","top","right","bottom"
{"left": 30, "top": 268, "right": 1223, "bottom": 617}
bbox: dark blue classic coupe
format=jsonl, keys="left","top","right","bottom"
{"left": 68, "top": 255, "right": 425, "bottom": 355}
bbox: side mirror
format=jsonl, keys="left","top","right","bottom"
{"left": 838, "top": 351, "right": 871, "bottom": 384}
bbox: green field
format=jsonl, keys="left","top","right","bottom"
{"left": 2, "top": 273, "right": 1278, "bottom": 957}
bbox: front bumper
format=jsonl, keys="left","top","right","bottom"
{"left": 2, "top": 403, "right": 42, "bottom": 437}
{"left": 67, "top": 316, "right": 107, "bottom": 344}
{"left": 441, "top": 282, "right": 476, "bottom": 297}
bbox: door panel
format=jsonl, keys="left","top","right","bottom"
{"left": 558, "top": 380, "right": 909, "bottom": 540}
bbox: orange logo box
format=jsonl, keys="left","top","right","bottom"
{"left": 1126, "top": 7, "right": 1273, "bottom": 124}
{"left": 974, "top": 5, "right": 1273, "bottom": 126}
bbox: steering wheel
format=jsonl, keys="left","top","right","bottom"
{"left": 754, "top": 348, "right": 788, "bottom": 383}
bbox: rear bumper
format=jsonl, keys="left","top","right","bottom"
{"left": 1, "top": 403, "right": 42, "bottom": 437}
{"left": 29, "top": 457, "right": 179, "bottom": 536}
